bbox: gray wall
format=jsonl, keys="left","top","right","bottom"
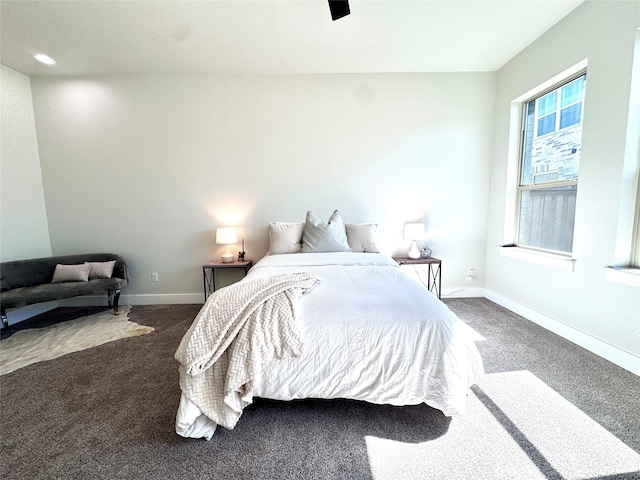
{"left": 0, "top": 65, "right": 52, "bottom": 261}
{"left": 28, "top": 73, "right": 495, "bottom": 301}
{"left": 485, "top": 1, "right": 640, "bottom": 364}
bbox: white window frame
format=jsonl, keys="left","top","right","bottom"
{"left": 633, "top": 193, "right": 640, "bottom": 268}
{"left": 605, "top": 28, "right": 640, "bottom": 287}
{"left": 631, "top": 31, "right": 640, "bottom": 269}
{"left": 514, "top": 70, "right": 586, "bottom": 256}
{"left": 625, "top": 170, "right": 640, "bottom": 271}
{"left": 501, "top": 60, "right": 588, "bottom": 271}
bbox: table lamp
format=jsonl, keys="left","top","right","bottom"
{"left": 216, "top": 227, "right": 237, "bottom": 263}
{"left": 403, "top": 222, "right": 424, "bottom": 259}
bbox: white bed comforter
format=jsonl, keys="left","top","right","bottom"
{"left": 176, "top": 252, "right": 484, "bottom": 440}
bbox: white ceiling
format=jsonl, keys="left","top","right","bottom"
{"left": 1, "top": 0, "right": 584, "bottom": 77}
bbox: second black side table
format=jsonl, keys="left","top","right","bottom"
{"left": 393, "top": 256, "right": 442, "bottom": 299}
{"left": 202, "top": 259, "right": 253, "bottom": 302}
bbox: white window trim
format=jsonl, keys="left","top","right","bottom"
{"left": 609, "top": 28, "right": 640, "bottom": 277}
{"left": 633, "top": 188, "right": 640, "bottom": 267}
{"left": 503, "top": 59, "right": 588, "bottom": 266}
{"left": 604, "top": 267, "right": 640, "bottom": 288}
{"left": 500, "top": 245, "right": 576, "bottom": 272}
{"left": 630, "top": 31, "right": 640, "bottom": 269}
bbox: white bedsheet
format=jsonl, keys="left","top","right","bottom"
{"left": 176, "top": 252, "right": 484, "bottom": 440}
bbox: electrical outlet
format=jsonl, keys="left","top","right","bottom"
{"left": 466, "top": 267, "right": 475, "bottom": 280}
{"left": 151, "top": 272, "right": 159, "bottom": 282}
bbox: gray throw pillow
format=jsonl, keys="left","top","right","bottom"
{"left": 301, "top": 210, "right": 351, "bottom": 253}
{"left": 51, "top": 263, "right": 91, "bottom": 283}
{"left": 87, "top": 260, "right": 116, "bottom": 279}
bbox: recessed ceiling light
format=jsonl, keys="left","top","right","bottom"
{"left": 33, "top": 53, "right": 56, "bottom": 65}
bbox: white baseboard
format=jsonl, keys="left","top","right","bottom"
{"left": 484, "top": 289, "right": 640, "bottom": 377}
{"left": 123, "top": 293, "right": 204, "bottom": 305}
{"left": 442, "top": 287, "right": 485, "bottom": 298}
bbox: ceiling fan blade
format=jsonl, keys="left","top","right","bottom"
{"left": 329, "top": 0, "right": 350, "bottom": 21}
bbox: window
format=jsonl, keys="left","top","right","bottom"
{"left": 516, "top": 73, "right": 586, "bottom": 254}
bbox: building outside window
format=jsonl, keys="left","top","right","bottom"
{"left": 517, "top": 73, "right": 587, "bottom": 254}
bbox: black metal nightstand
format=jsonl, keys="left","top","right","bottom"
{"left": 393, "top": 256, "right": 442, "bottom": 299}
{"left": 202, "top": 259, "right": 252, "bottom": 302}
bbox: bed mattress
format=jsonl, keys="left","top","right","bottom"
{"left": 176, "top": 252, "right": 484, "bottom": 440}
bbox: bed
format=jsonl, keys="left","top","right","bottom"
{"left": 175, "top": 213, "right": 484, "bottom": 440}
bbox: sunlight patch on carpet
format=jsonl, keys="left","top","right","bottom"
{"left": 366, "top": 370, "right": 640, "bottom": 480}
{"left": 0, "top": 307, "right": 154, "bottom": 375}
{"left": 458, "top": 320, "right": 486, "bottom": 342}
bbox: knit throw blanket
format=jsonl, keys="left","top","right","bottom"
{"left": 175, "top": 272, "right": 319, "bottom": 430}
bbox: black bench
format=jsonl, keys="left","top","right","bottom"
{"left": 1, "top": 253, "right": 129, "bottom": 329}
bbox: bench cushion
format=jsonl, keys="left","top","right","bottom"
{"left": 1, "top": 278, "right": 126, "bottom": 310}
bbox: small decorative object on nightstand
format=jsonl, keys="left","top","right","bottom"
{"left": 202, "top": 259, "right": 252, "bottom": 302}
{"left": 238, "top": 238, "right": 246, "bottom": 261}
{"left": 393, "top": 256, "right": 442, "bottom": 299}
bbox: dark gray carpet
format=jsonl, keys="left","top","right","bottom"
{"left": 450, "top": 298, "right": 640, "bottom": 453}
{"left": 0, "top": 299, "right": 638, "bottom": 480}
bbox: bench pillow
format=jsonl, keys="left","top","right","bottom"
{"left": 87, "top": 260, "right": 116, "bottom": 279}
{"left": 51, "top": 263, "right": 91, "bottom": 283}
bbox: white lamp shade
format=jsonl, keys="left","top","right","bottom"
{"left": 403, "top": 223, "right": 424, "bottom": 240}
{"left": 216, "top": 227, "right": 238, "bottom": 245}
{"left": 404, "top": 222, "right": 424, "bottom": 259}
{"left": 216, "top": 227, "right": 237, "bottom": 263}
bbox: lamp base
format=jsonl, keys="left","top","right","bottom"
{"left": 221, "top": 254, "right": 234, "bottom": 263}
{"left": 408, "top": 240, "right": 421, "bottom": 259}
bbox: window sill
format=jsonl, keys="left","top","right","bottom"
{"left": 604, "top": 267, "right": 640, "bottom": 288}
{"left": 499, "top": 246, "right": 576, "bottom": 272}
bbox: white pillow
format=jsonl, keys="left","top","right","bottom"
{"left": 346, "top": 223, "right": 380, "bottom": 253}
{"left": 268, "top": 222, "right": 304, "bottom": 255}
{"left": 51, "top": 263, "right": 91, "bottom": 283}
{"left": 301, "top": 210, "right": 351, "bottom": 253}
{"left": 86, "top": 260, "right": 116, "bottom": 279}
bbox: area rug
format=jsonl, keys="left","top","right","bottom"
{"left": 0, "top": 306, "right": 154, "bottom": 375}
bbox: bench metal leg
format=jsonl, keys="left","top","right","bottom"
{"left": 107, "top": 289, "right": 121, "bottom": 315}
